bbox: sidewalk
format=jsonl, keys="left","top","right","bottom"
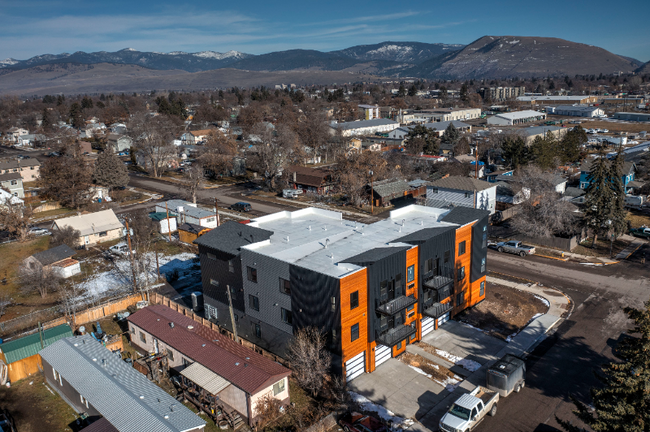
{"left": 408, "top": 277, "right": 571, "bottom": 431}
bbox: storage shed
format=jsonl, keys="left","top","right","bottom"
{"left": 0, "top": 324, "right": 72, "bottom": 383}
{"left": 178, "top": 222, "right": 212, "bottom": 244}
{"left": 148, "top": 212, "right": 178, "bottom": 234}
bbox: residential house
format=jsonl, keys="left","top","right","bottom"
{"left": 369, "top": 178, "right": 413, "bottom": 207}
{"left": 106, "top": 134, "right": 132, "bottom": 153}
{"left": 78, "top": 141, "right": 93, "bottom": 154}
{"left": 487, "top": 110, "right": 546, "bottom": 126}
{"left": 23, "top": 244, "right": 81, "bottom": 278}
{"left": 551, "top": 105, "right": 605, "bottom": 117}
{"left": 148, "top": 212, "right": 178, "bottom": 234}
{"left": 181, "top": 129, "right": 215, "bottom": 144}
{"left": 331, "top": 119, "right": 399, "bottom": 137}
{"left": 52, "top": 209, "right": 124, "bottom": 247}
{"left": 127, "top": 305, "right": 291, "bottom": 426}
{"left": 485, "top": 169, "right": 514, "bottom": 183}
{"left": 39, "top": 335, "right": 205, "bottom": 432}
{"left": 0, "top": 188, "right": 23, "bottom": 208}
{"left": 0, "top": 172, "right": 24, "bottom": 198}
{"left": 154, "top": 200, "right": 218, "bottom": 228}
{"left": 4, "top": 127, "right": 28, "bottom": 142}
{"left": 579, "top": 159, "right": 637, "bottom": 191}
{"left": 0, "top": 158, "right": 40, "bottom": 182}
{"left": 426, "top": 176, "right": 497, "bottom": 214}
{"left": 16, "top": 134, "right": 46, "bottom": 147}
{"left": 178, "top": 222, "right": 212, "bottom": 244}
{"left": 194, "top": 205, "right": 489, "bottom": 381}
{"left": 287, "top": 165, "right": 335, "bottom": 195}
{"left": 0, "top": 324, "right": 72, "bottom": 383}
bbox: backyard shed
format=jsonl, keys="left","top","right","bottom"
{"left": 148, "top": 212, "right": 178, "bottom": 234}
{"left": 178, "top": 222, "right": 212, "bottom": 244}
{"left": 0, "top": 324, "right": 72, "bottom": 383}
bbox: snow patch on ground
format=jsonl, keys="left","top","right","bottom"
{"left": 534, "top": 295, "right": 551, "bottom": 308}
{"left": 438, "top": 376, "right": 463, "bottom": 392}
{"left": 349, "top": 392, "right": 415, "bottom": 429}
{"left": 408, "top": 365, "right": 432, "bottom": 378}
{"left": 435, "top": 349, "right": 482, "bottom": 372}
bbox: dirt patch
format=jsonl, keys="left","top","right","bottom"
{"left": 572, "top": 236, "right": 630, "bottom": 258}
{"left": 0, "top": 373, "right": 79, "bottom": 432}
{"left": 399, "top": 352, "right": 461, "bottom": 391}
{"left": 455, "top": 283, "right": 548, "bottom": 341}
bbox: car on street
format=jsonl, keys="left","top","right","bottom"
{"left": 339, "top": 412, "right": 387, "bottom": 432}
{"left": 109, "top": 243, "right": 136, "bottom": 256}
{"left": 496, "top": 240, "right": 536, "bottom": 257}
{"left": 230, "top": 202, "right": 252, "bottom": 212}
{"left": 629, "top": 226, "right": 650, "bottom": 239}
{"left": 439, "top": 386, "right": 499, "bottom": 432}
{"left": 28, "top": 227, "right": 50, "bottom": 236}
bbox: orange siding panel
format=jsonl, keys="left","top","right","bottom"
{"left": 468, "top": 276, "right": 487, "bottom": 307}
{"left": 340, "top": 268, "right": 368, "bottom": 364}
{"left": 392, "top": 341, "right": 407, "bottom": 357}
{"left": 453, "top": 223, "right": 474, "bottom": 317}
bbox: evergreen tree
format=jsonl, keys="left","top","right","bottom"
{"left": 583, "top": 149, "right": 615, "bottom": 247}
{"left": 460, "top": 83, "right": 470, "bottom": 103}
{"left": 92, "top": 151, "right": 130, "bottom": 192}
{"left": 405, "top": 125, "right": 439, "bottom": 155}
{"left": 559, "top": 126, "right": 587, "bottom": 164}
{"left": 41, "top": 107, "right": 51, "bottom": 129}
{"left": 68, "top": 102, "right": 84, "bottom": 129}
{"left": 501, "top": 136, "right": 530, "bottom": 168}
{"left": 56, "top": 94, "right": 65, "bottom": 106}
{"left": 530, "top": 133, "right": 558, "bottom": 169}
{"left": 441, "top": 123, "right": 460, "bottom": 147}
{"left": 408, "top": 84, "right": 417, "bottom": 97}
{"left": 609, "top": 149, "right": 627, "bottom": 237}
{"left": 398, "top": 84, "right": 406, "bottom": 97}
{"left": 557, "top": 298, "right": 650, "bottom": 432}
{"left": 81, "top": 96, "right": 93, "bottom": 109}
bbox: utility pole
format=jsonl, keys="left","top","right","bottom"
{"left": 226, "top": 284, "right": 239, "bottom": 343}
{"left": 125, "top": 219, "right": 138, "bottom": 294}
{"left": 155, "top": 247, "right": 160, "bottom": 280}
{"left": 475, "top": 143, "right": 479, "bottom": 179}
{"left": 369, "top": 170, "right": 374, "bottom": 214}
{"left": 215, "top": 197, "right": 219, "bottom": 227}
{"left": 165, "top": 202, "right": 172, "bottom": 242}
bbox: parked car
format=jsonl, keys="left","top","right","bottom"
{"left": 282, "top": 189, "right": 303, "bottom": 199}
{"left": 629, "top": 226, "right": 650, "bottom": 239}
{"left": 339, "top": 412, "right": 387, "bottom": 432}
{"left": 109, "top": 243, "right": 136, "bottom": 256}
{"left": 230, "top": 202, "right": 252, "bottom": 212}
{"left": 28, "top": 227, "right": 50, "bottom": 236}
{"left": 439, "top": 386, "right": 499, "bottom": 432}
{"left": 496, "top": 240, "right": 536, "bottom": 257}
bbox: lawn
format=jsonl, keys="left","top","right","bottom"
{"left": 572, "top": 236, "right": 630, "bottom": 258}
{"left": 31, "top": 207, "right": 76, "bottom": 220}
{"left": 0, "top": 373, "right": 79, "bottom": 432}
{"left": 627, "top": 210, "right": 650, "bottom": 229}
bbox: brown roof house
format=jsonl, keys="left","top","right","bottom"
{"left": 288, "top": 165, "right": 336, "bottom": 195}
{"left": 0, "top": 158, "right": 41, "bottom": 182}
{"left": 127, "top": 305, "right": 291, "bottom": 427}
{"left": 23, "top": 244, "right": 81, "bottom": 278}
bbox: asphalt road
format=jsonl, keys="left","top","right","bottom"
{"left": 475, "top": 249, "right": 649, "bottom": 432}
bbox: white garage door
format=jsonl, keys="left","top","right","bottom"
{"left": 421, "top": 317, "right": 435, "bottom": 336}
{"left": 345, "top": 351, "right": 366, "bottom": 381}
{"left": 437, "top": 312, "right": 451, "bottom": 327}
{"left": 374, "top": 344, "right": 392, "bottom": 368}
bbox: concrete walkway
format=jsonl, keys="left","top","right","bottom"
{"left": 615, "top": 236, "right": 646, "bottom": 260}
{"left": 407, "top": 277, "right": 571, "bottom": 431}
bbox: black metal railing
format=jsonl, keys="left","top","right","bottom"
{"left": 422, "top": 301, "right": 453, "bottom": 319}
{"left": 376, "top": 295, "right": 417, "bottom": 316}
{"left": 376, "top": 324, "right": 417, "bottom": 347}
{"left": 423, "top": 266, "right": 454, "bottom": 291}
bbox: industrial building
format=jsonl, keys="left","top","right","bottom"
{"left": 516, "top": 126, "right": 568, "bottom": 145}
{"left": 487, "top": 110, "right": 546, "bottom": 126}
{"left": 389, "top": 121, "right": 472, "bottom": 140}
{"left": 551, "top": 105, "right": 605, "bottom": 117}
{"left": 613, "top": 112, "right": 650, "bottom": 122}
{"left": 516, "top": 95, "right": 598, "bottom": 105}
{"left": 331, "top": 119, "right": 400, "bottom": 137}
{"left": 194, "top": 205, "right": 489, "bottom": 381}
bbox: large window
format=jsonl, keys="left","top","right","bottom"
{"left": 407, "top": 265, "right": 415, "bottom": 282}
{"left": 139, "top": 332, "right": 146, "bottom": 344}
{"left": 457, "top": 266, "right": 465, "bottom": 281}
{"left": 481, "top": 258, "right": 486, "bottom": 273}
{"left": 207, "top": 253, "right": 216, "bottom": 260}
{"left": 228, "top": 260, "right": 234, "bottom": 273}
{"left": 281, "top": 308, "right": 292, "bottom": 325}
{"left": 458, "top": 241, "right": 466, "bottom": 256}
{"left": 350, "top": 291, "right": 359, "bottom": 309}
{"left": 425, "top": 258, "right": 433, "bottom": 274}
{"left": 351, "top": 323, "right": 360, "bottom": 342}
{"left": 273, "top": 379, "right": 286, "bottom": 396}
{"left": 247, "top": 266, "right": 257, "bottom": 283}
{"left": 480, "top": 281, "right": 485, "bottom": 296}
{"left": 249, "top": 294, "right": 259, "bottom": 311}
{"left": 456, "top": 292, "right": 465, "bottom": 306}
{"left": 444, "top": 250, "right": 450, "bottom": 265}
{"left": 252, "top": 322, "right": 261, "bottom": 338}
{"left": 279, "top": 278, "right": 291, "bottom": 295}
{"left": 210, "top": 279, "right": 219, "bottom": 287}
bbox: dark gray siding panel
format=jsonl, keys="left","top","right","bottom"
{"left": 470, "top": 214, "right": 489, "bottom": 282}
{"left": 416, "top": 230, "right": 456, "bottom": 299}
{"left": 198, "top": 245, "right": 245, "bottom": 312}
{"left": 42, "top": 358, "right": 101, "bottom": 417}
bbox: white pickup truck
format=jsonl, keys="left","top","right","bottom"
{"left": 439, "top": 386, "right": 499, "bottom": 432}
{"left": 496, "top": 240, "right": 536, "bottom": 257}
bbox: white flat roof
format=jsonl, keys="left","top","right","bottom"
{"left": 244, "top": 205, "right": 457, "bottom": 278}
{"left": 495, "top": 110, "right": 545, "bottom": 120}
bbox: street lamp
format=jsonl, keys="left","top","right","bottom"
{"left": 369, "top": 170, "right": 374, "bottom": 214}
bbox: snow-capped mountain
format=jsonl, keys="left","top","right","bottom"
{"left": 193, "top": 50, "right": 248, "bottom": 60}
{"left": 333, "top": 41, "right": 464, "bottom": 63}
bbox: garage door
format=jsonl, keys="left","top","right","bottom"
{"left": 345, "top": 351, "right": 366, "bottom": 382}
{"left": 421, "top": 317, "right": 435, "bottom": 336}
{"left": 437, "top": 312, "right": 451, "bottom": 327}
{"left": 374, "top": 344, "right": 392, "bottom": 369}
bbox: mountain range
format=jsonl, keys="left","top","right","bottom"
{"left": 0, "top": 38, "right": 645, "bottom": 95}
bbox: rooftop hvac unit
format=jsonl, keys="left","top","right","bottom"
{"left": 191, "top": 292, "right": 204, "bottom": 312}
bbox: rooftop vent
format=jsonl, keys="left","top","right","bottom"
{"left": 187, "top": 325, "right": 194, "bottom": 330}
{"left": 202, "top": 344, "right": 206, "bottom": 347}
{"left": 325, "top": 238, "right": 330, "bottom": 248}
{"left": 235, "top": 362, "right": 240, "bottom": 366}
{"left": 170, "top": 322, "right": 175, "bottom": 329}
{"left": 92, "top": 358, "right": 97, "bottom": 362}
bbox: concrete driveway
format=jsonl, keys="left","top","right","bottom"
{"left": 348, "top": 358, "right": 449, "bottom": 419}
{"left": 421, "top": 320, "right": 507, "bottom": 365}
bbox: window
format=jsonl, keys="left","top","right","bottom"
{"left": 234, "top": 314, "right": 239, "bottom": 322}
{"left": 457, "top": 266, "right": 465, "bottom": 281}
{"left": 210, "top": 279, "right": 219, "bottom": 287}
{"left": 228, "top": 260, "right": 234, "bottom": 273}
{"left": 480, "top": 281, "right": 485, "bottom": 296}
{"left": 10, "top": 180, "right": 17, "bottom": 185}
{"left": 129, "top": 326, "right": 135, "bottom": 334}
{"left": 331, "top": 296, "right": 336, "bottom": 312}
{"left": 206, "top": 217, "right": 216, "bottom": 223}
{"left": 350, "top": 291, "right": 359, "bottom": 309}
{"left": 279, "top": 278, "right": 291, "bottom": 295}
{"left": 351, "top": 323, "right": 360, "bottom": 342}
{"left": 407, "top": 265, "right": 415, "bottom": 282}
{"left": 397, "top": 341, "right": 403, "bottom": 350}
{"left": 465, "top": 192, "right": 471, "bottom": 198}
{"left": 444, "top": 250, "right": 450, "bottom": 264}
{"left": 80, "top": 395, "right": 89, "bottom": 409}
{"left": 99, "top": 231, "right": 107, "bottom": 237}
{"left": 481, "top": 258, "right": 486, "bottom": 273}
{"left": 206, "top": 304, "right": 218, "bottom": 320}
{"left": 380, "top": 280, "right": 388, "bottom": 300}
{"left": 166, "top": 349, "right": 174, "bottom": 361}
{"left": 139, "top": 331, "right": 146, "bottom": 344}
{"left": 425, "top": 258, "right": 433, "bottom": 274}
{"left": 252, "top": 322, "right": 261, "bottom": 338}
{"left": 183, "top": 357, "right": 191, "bottom": 367}
{"left": 273, "top": 379, "right": 286, "bottom": 396}
{"left": 281, "top": 308, "right": 292, "bottom": 325}
{"left": 458, "top": 241, "right": 466, "bottom": 256}
{"left": 207, "top": 253, "right": 216, "bottom": 260}
{"left": 456, "top": 292, "right": 465, "bottom": 306}
{"left": 483, "top": 233, "right": 488, "bottom": 249}
{"left": 249, "top": 294, "right": 259, "bottom": 311}
{"left": 247, "top": 266, "right": 257, "bottom": 283}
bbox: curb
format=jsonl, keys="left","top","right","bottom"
{"left": 535, "top": 254, "right": 569, "bottom": 262}
{"left": 617, "top": 243, "right": 643, "bottom": 260}
{"left": 580, "top": 261, "right": 620, "bottom": 266}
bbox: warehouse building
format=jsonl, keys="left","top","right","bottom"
{"left": 551, "top": 105, "right": 605, "bottom": 117}
{"left": 613, "top": 112, "right": 650, "bottom": 122}
{"left": 516, "top": 95, "right": 598, "bottom": 105}
{"left": 331, "top": 119, "right": 400, "bottom": 137}
{"left": 195, "top": 205, "right": 489, "bottom": 381}
{"left": 487, "top": 110, "right": 546, "bottom": 126}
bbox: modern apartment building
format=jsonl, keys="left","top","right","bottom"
{"left": 195, "top": 205, "right": 489, "bottom": 381}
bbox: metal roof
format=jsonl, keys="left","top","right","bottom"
{"left": 79, "top": 418, "right": 119, "bottom": 432}
{"left": 372, "top": 179, "right": 411, "bottom": 198}
{"left": 0, "top": 324, "right": 72, "bottom": 364}
{"left": 334, "top": 119, "right": 398, "bottom": 130}
{"left": 157, "top": 200, "right": 215, "bottom": 220}
{"left": 554, "top": 105, "right": 601, "bottom": 113}
{"left": 440, "top": 207, "right": 490, "bottom": 225}
{"left": 193, "top": 221, "right": 274, "bottom": 256}
{"left": 148, "top": 212, "right": 172, "bottom": 221}
{"left": 344, "top": 246, "right": 411, "bottom": 265}
{"left": 180, "top": 362, "right": 231, "bottom": 395}
{"left": 516, "top": 126, "right": 563, "bottom": 137}
{"left": 39, "top": 335, "right": 205, "bottom": 432}
{"left": 429, "top": 176, "right": 497, "bottom": 192}
{"left": 491, "top": 110, "right": 545, "bottom": 121}
{"left": 53, "top": 209, "right": 124, "bottom": 237}
{"left": 31, "top": 244, "right": 76, "bottom": 267}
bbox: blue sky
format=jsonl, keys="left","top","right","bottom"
{"left": 1, "top": 0, "right": 649, "bottom": 62}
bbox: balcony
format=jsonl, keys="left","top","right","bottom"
{"left": 423, "top": 274, "right": 454, "bottom": 291}
{"left": 422, "top": 301, "right": 453, "bottom": 319}
{"left": 376, "top": 295, "right": 418, "bottom": 316}
{"left": 376, "top": 324, "right": 417, "bottom": 347}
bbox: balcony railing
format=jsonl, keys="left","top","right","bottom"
{"left": 376, "top": 295, "right": 417, "bottom": 316}
{"left": 423, "top": 266, "right": 454, "bottom": 291}
{"left": 375, "top": 324, "right": 417, "bottom": 347}
{"left": 422, "top": 301, "right": 453, "bottom": 319}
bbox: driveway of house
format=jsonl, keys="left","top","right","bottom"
{"left": 348, "top": 358, "right": 450, "bottom": 419}
{"left": 421, "top": 320, "right": 507, "bottom": 365}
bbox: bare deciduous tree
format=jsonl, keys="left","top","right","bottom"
{"left": 249, "top": 123, "right": 300, "bottom": 190}
{"left": 0, "top": 294, "right": 12, "bottom": 318}
{"left": 39, "top": 155, "right": 93, "bottom": 209}
{"left": 182, "top": 164, "right": 204, "bottom": 204}
{"left": 0, "top": 197, "right": 32, "bottom": 242}
{"left": 286, "top": 327, "right": 331, "bottom": 397}
{"left": 130, "top": 114, "right": 179, "bottom": 178}
{"left": 253, "top": 394, "right": 284, "bottom": 430}
{"left": 19, "top": 263, "right": 62, "bottom": 298}
{"left": 199, "top": 131, "right": 238, "bottom": 178}
{"left": 50, "top": 226, "right": 81, "bottom": 248}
